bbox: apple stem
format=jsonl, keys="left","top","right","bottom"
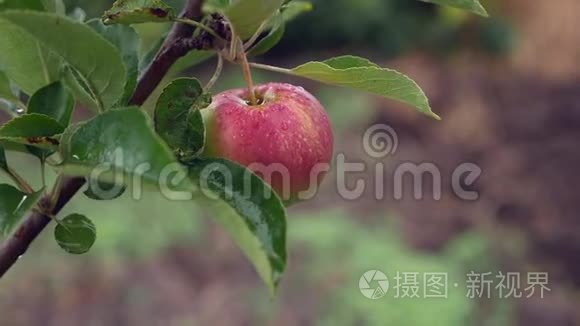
{"left": 237, "top": 38, "right": 257, "bottom": 105}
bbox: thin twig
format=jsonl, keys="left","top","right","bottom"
{"left": 249, "top": 62, "right": 293, "bottom": 75}
{"left": 205, "top": 54, "right": 223, "bottom": 91}
{"left": 39, "top": 159, "right": 47, "bottom": 194}
{"left": 3, "top": 167, "right": 34, "bottom": 194}
{"left": 173, "top": 17, "right": 226, "bottom": 43}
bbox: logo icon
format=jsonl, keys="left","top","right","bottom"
{"left": 359, "top": 270, "right": 389, "bottom": 299}
{"left": 363, "top": 124, "right": 398, "bottom": 158}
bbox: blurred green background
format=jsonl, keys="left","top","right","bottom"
{"left": 2, "top": 0, "right": 580, "bottom": 325}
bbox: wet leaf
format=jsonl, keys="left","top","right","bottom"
{"left": 0, "top": 11, "right": 127, "bottom": 110}
{"left": 0, "top": 184, "right": 44, "bottom": 239}
{"left": 103, "top": 0, "right": 175, "bottom": 25}
{"left": 87, "top": 19, "right": 140, "bottom": 106}
{"left": 41, "top": 0, "right": 65, "bottom": 14}
{"left": 54, "top": 213, "right": 96, "bottom": 254}
{"left": 280, "top": 0, "right": 312, "bottom": 22}
{"left": 0, "top": 113, "right": 64, "bottom": 150}
{"left": 290, "top": 55, "right": 440, "bottom": 119}
{"left": 0, "top": 147, "right": 6, "bottom": 170}
{"left": 27, "top": 81, "right": 74, "bottom": 127}
{"left": 60, "top": 108, "right": 193, "bottom": 190}
{"left": 420, "top": 0, "right": 488, "bottom": 17}
{"left": 0, "top": 13, "right": 61, "bottom": 95}
{"left": 189, "top": 158, "right": 287, "bottom": 294}
{"left": 247, "top": 14, "right": 285, "bottom": 57}
{"left": 225, "top": 0, "right": 284, "bottom": 39}
{"left": 0, "top": 0, "right": 44, "bottom": 11}
{"left": 155, "top": 78, "right": 209, "bottom": 163}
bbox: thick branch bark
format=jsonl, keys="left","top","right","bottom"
{"left": 0, "top": 0, "right": 204, "bottom": 278}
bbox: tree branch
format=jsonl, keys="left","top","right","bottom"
{"left": 0, "top": 0, "right": 205, "bottom": 279}
{"left": 128, "top": 0, "right": 205, "bottom": 106}
{"left": 0, "top": 177, "right": 85, "bottom": 277}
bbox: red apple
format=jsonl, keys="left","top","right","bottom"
{"left": 203, "top": 82, "right": 334, "bottom": 202}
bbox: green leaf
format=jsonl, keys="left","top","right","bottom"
{"left": 27, "top": 81, "right": 74, "bottom": 126}
{"left": 54, "top": 213, "right": 96, "bottom": 254}
{"left": 0, "top": 113, "right": 63, "bottom": 150}
{"left": 84, "top": 180, "right": 126, "bottom": 200}
{"left": 189, "top": 158, "right": 287, "bottom": 294}
{"left": 26, "top": 82, "right": 73, "bottom": 158}
{"left": 289, "top": 55, "right": 439, "bottom": 119}
{"left": 0, "top": 0, "right": 44, "bottom": 11}
{"left": 0, "top": 17, "right": 60, "bottom": 95}
{"left": 204, "top": 0, "right": 231, "bottom": 11}
{"left": 320, "top": 55, "right": 379, "bottom": 69}
{"left": 420, "top": 0, "right": 488, "bottom": 17}
{"left": 225, "top": 0, "right": 284, "bottom": 39}
{"left": 0, "top": 147, "right": 7, "bottom": 170}
{"left": 0, "top": 184, "right": 44, "bottom": 239}
{"left": 60, "top": 108, "right": 190, "bottom": 188}
{"left": 57, "top": 122, "right": 82, "bottom": 158}
{"left": 249, "top": 0, "right": 310, "bottom": 38}
{"left": 0, "top": 4, "right": 64, "bottom": 96}
{"left": 41, "top": 0, "right": 66, "bottom": 14}
{"left": 247, "top": 14, "right": 285, "bottom": 57}
{"left": 155, "top": 78, "right": 209, "bottom": 163}
{"left": 62, "top": 66, "right": 98, "bottom": 112}
{"left": 0, "top": 70, "right": 17, "bottom": 103}
{"left": 0, "top": 11, "right": 127, "bottom": 110}
{"left": 0, "top": 114, "right": 64, "bottom": 137}
{"left": 280, "top": 0, "right": 312, "bottom": 22}
{"left": 87, "top": 19, "right": 140, "bottom": 106}
{"left": 103, "top": 0, "right": 176, "bottom": 25}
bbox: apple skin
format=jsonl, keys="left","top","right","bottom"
{"left": 203, "top": 82, "right": 334, "bottom": 202}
